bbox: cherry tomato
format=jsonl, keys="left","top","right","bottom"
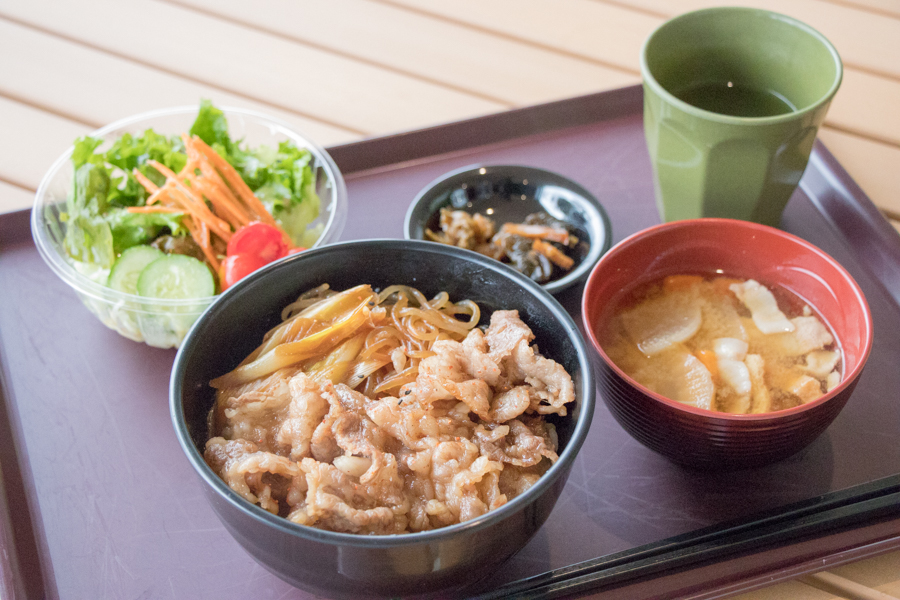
{"left": 219, "top": 252, "right": 270, "bottom": 291}
{"left": 226, "top": 222, "right": 288, "bottom": 262}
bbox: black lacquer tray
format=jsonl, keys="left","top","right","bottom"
{"left": 2, "top": 85, "right": 899, "bottom": 599}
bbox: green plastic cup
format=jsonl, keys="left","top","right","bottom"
{"left": 641, "top": 7, "right": 842, "bottom": 226}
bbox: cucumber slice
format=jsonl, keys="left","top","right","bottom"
{"left": 108, "top": 245, "right": 165, "bottom": 294}
{"left": 136, "top": 254, "right": 215, "bottom": 300}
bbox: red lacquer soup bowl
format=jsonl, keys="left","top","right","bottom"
{"left": 581, "top": 218, "right": 873, "bottom": 469}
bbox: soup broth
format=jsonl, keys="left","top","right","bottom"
{"left": 601, "top": 274, "right": 841, "bottom": 414}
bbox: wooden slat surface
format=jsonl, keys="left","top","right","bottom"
{"left": 0, "top": 0, "right": 505, "bottom": 135}
{"left": 829, "top": 68, "right": 900, "bottom": 144}
{"left": 381, "top": 0, "right": 900, "bottom": 79}
{"left": 0, "top": 20, "right": 359, "bottom": 144}
{"left": 834, "top": 0, "right": 900, "bottom": 19}
{"left": 614, "top": 0, "right": 900, "bottom": 78}
{"left": 0, "top": 181, "right": 34, "bottom": 215}
{"left": 165, "top": 0, "right": 637, "bottom": 106}
{"left": 818, "top": 129, "right": 900, "bottom": 217}
{"left": 0, "top": 95, "right": 91, "bottom": 191}
{"left": 377, "top": 0, "right": 900, "bottom": 146}
{"left": 0, "top": 0, "right": 898, "bottom": 595}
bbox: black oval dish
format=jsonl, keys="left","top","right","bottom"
{"left": 404, "top": 164, "right": 612, "bottom": 294}
{"left": 170, "top": 239, "right": 595, "bottom": 600}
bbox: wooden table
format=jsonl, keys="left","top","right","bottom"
{"left": 1, "top": 1, "right": 898, "bottom": 598}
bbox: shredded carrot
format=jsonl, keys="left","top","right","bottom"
{"left": 145, "top": 184, "right": 169, "bottom": 206}
{"left": 186, "top": 174, "right": 250, "bottom": 230}
{"left": 146, "top": 160, "right": 234, "bottom": 240}
{"left": 663, "top": 275, "right": 704, "bottom": 292}
{"left": 501, "top": 223, "right": 570, "bottom": 245}
{"left": 532, "top": 239, "right": 575, "bottom": 270}
{"left": 197, "top": 221, "right": 220, "bottom": 271}
{"left": 184, "top": 136, "right": 274, "bottom": 223}
{"left": 182, "top": 134, "right": 294, "bottom": 248}
{"left": 184, "top": 144, "right": 252, "bottom": 224}
{"left": 191, "top": 158, "right": 251, "bottom": 221}
{"left": 162, "top": 182, "right": 233, "bottom": 242}
{"left": 133, "top": 170, "right": 159, "bottom": 195}
{"left": 126, "top": 205, "right": 181, "bottom": 214}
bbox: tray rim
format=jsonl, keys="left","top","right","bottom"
{"left": 2, "top": 83, "right": 900, "bottom": 599}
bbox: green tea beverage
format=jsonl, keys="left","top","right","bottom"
{"left": 641, "top": 8, "right": 842, "bottom": 226}
{"left": 674, "top": 82, "right": 797, "bottom": 118}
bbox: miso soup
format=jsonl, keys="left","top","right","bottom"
{"left": 601, "top": 274, "right": 841, "bottom": 414}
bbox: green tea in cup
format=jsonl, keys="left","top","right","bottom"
{"left": 641, "top": 8, "right": 842, "bottom": 226}
{"left": 673, "top": 81, "right": 797, "bottom": 118}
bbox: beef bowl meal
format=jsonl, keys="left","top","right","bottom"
{"left": 31, "top": 102, "right": 347, "bottom": 348}
{"left": 582, "top": 219, "right": 872, "bottom": 470}
{"left": 404, "top": 164, "right": 612, "bottom": 294}
{"left": 170, "top": 240, "right": 595, "bottom": 599}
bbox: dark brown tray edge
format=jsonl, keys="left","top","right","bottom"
{"left": 0, "top": 350, "right": 50, "bottom": 600}
{"left": 0, "top": 210, "right": 31, "bottom": 245}
{"left": 802, "top": 141, "right": 900, "bottom": 306}
{"left": 684, "top": 533, "right": 900, "bottom": 600}
{"left": 565, "top": 518, "right": 900, "bottom": 600}
{"left": 327, "top": 85, "right": 644, "bottom": 176}
{"left": 0, "top": 208, "right": 55, "bottom": 600}
{"left": 0, "top": 388, "right": 25, "bottom": 600}
{"left": 466, "top": 476, "right": 900, "bottom": 599}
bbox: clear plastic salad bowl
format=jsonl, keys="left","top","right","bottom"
{"left": 31, "top": 106, "right": 348, "bottom": 349}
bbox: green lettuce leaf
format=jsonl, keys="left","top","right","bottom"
{"left": 71, "top": 137, "right": 104, "bottom": 169}
{"left": 248, "top": 141, "right": 320, "bottom": 243}
{"left": 104, "top": 129, "right": 186, "bottom": 172}
{"left": 68, "top": 163, "right": 110, "bottom": 216}
{"left": 64, "top": 125, "right": 189, "bottom": 265}
{"left": 64, "top": 214, "right": 115, "bottom": 268}
{"left": 106, "top": 209, "right": 188, "bottom": 255}
{"left": 189, "top": 99, "right": 231, "bottom": 150}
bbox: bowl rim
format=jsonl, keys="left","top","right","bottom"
{"left": 581, "top": 218, "right": 874, "bottom": 422}
{"left": 402, "top": 163, "right": 613, "bottom": 295}
{"left": 30, "top": 104, "right": 348, "bottom": 307}
{"left": 170, "top": 238, "right": 596, "bottom": 548}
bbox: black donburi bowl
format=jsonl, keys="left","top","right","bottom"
{"left": 170, "top": 239, "right": 595, "bottom": 599}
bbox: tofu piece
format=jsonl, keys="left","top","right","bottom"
{"left": 713, "top": 337, "right": 751, "bottom": 404}
{"left": 826, "top": 370, "right": 841, "bottom": 392}
{"left": 803, "top": 349, "right": 840, "bottom": 379}
{"left": 788, "top": 374, "right": 824, "bottom": 404}
{"left": 745, "top": 316, "right": 834, "bottom": 357}
{"left": 746, "top": 354, "right": 772, "bottom": 414}
{"left": 716, "top": 388, "right": 751, "bottom": 414}
{"left": 717, "top": 358, "right": 751, "bottom": 396}
{"left": 729, "top": 279, "right": 794, "bottom": 334}
{"left": 713, "top": 337, "right": 748, "bottom": 360}
{"left": 788, "top": 317, "right": 835, "bottom": 355}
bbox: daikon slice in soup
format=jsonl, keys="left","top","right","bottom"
{"left": 601, "top": 274, "right": 842, "bottom": 414}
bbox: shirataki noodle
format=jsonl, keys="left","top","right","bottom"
{"left": 205, "top": 284, "right": 575, "bottom": 534}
